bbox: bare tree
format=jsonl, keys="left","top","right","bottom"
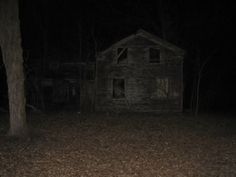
{"left": 191, "top": 49, "right": 217, "bottom": 116}
{"left": 0, "top": 0, "right": 28, "bottom": 137}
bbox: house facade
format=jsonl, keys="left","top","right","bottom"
{"left": 95, "top": 29, "right": 185, "bottom": 113}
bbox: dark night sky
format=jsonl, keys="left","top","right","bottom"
{"left": 19, "top": 1, "right": 234, "bottom": 50}
{"left": 1, "top": 0, "right": 235, "bottom": 111}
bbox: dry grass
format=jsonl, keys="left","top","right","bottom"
{"left": 0, "top": 112, "right": 235, "bottom": 177}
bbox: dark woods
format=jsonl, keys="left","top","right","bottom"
{"left": 0, "top": 0, "right": 235, "bottom": 115}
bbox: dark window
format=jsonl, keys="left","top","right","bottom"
{"left": 113, "top": 79, "right": 125, "bottom": 98}
{"left": 117, "top": 48, "right": 128, "bottom": 64}
{"left": 149, "top": 48, "right": 160, "bottom": 63}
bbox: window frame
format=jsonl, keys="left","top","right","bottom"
{"left": 155, "top": 77, "right": 169, "bottom": 99}
{"left": 115, "top": 47, "right": 128, "bottom": 64}
{"left": 148, "top": 47, "right": 161, "bottom": 64}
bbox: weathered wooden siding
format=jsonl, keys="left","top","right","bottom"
{"left": 96, "top": 35, "right": 183, "bottom": 113}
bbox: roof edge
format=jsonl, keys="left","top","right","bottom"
{"left": 98, "top": 29, "right": 185, "bottom": 57}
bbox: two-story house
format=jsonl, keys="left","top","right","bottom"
{"left": 95, "top": 29, "right": 185, "bottom": 112}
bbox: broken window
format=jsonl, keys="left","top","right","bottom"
{"left": 117, "top": 48, "right": 128, "bottom": 64}
{"left": 113, "top": 78, "right": 125, "bottom": 98}
{"left": 156, "top": 78, "right": 168, "bottom": 98}
{"left": 149, "top": 48, "right": 160, "bottom": 63}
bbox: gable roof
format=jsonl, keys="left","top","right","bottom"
{"left": 99, "top": 29, "right": 185, "bottom": 56}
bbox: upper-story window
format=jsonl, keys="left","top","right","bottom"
{"left": 149, "top": 48, "right": 160, "bottom": 63}
{"left": 116, "top": 48, "right": 128, "bottom": 64}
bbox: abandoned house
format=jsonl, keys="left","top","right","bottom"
{"left": 25, "top": 29, "right": 184, "bottom": 113}
{"left": 95, "top": 29, "right": 185, "bottom": 112}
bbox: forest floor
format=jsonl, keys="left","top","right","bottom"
{"left": 0, "top": 112, "right": 235, "bottom": 177}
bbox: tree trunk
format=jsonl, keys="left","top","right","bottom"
{"left": 194, "top": 73, "right": 201, "bottom": 116}
{"left": 0, "top": 0, "right": 28, "bottom": 137}
{"left": 193, "top": 53, "right": 214, "bottom": 117}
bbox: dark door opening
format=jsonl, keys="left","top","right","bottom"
{"left": 113, "top": 78, "right": 125, "bottom": 99}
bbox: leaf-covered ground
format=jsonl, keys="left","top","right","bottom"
{"left": 0, "top": 112, "right": 235, "bottom": 177}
